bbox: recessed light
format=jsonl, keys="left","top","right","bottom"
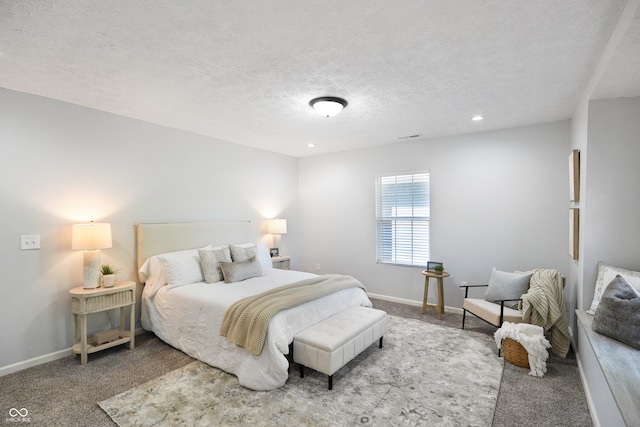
{"left": 472, "top": 115, "right": 484, "bottom": 121}
{"left": 307, "top": 143, "right": 315, "bottom": 148}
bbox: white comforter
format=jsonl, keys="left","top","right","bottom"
{"left": 141, "top": 268, "right": 372, "bottom": 390}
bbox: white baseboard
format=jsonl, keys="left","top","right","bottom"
{"left": 0, "top": 327, "right": 146, "bottom": 377}
{"left": 367, "top": 292, "right": 463, "bottom": 315}
{"left": 0, "top": 348, "right": 72, "bottom": 377}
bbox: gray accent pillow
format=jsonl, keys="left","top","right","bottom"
{"left": 219, "top": 256, "right": 263, "bottom": 283}
{"left": 484, "top": 268, "right": 532, "bottom": 309}
{"left": 230, "top": 244, "right": 257, "bottom": 262}
{"left": 592, "top": 275, "right": 640, "bottom": 350}
{"left": 198, "top": 247, "right": 231, "bottom": 283}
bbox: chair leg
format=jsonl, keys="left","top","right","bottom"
{"left": 462, "top": 309, "right": 467, "bottom": 329}
{"left": 328, "top": 375, "right": 333, "bottom": 390}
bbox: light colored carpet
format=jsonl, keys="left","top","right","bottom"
{"left": 99, "top": 315, "right": 503, "bottom": 426}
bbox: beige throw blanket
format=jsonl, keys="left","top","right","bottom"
{"left": 521, "top": 269, "right": 570, "bottom": 357}
{"left": 220, "top": 274, "right": 367, "bottom": 355}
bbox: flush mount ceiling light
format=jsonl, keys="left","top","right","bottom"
{"left": 309, "top": 96, "right": 348, "bottom": 117}
{"left": 472, "top": 115, "right": 484, "bottom": 121}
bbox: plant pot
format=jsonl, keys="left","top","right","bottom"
{"left": 102, "top": 274, "right": 115, "bottom": 288}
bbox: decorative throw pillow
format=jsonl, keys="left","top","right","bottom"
{"left": 230, "top": 243, "right": 257, "bottom": 262}
{"left": 198, "top": 246, "right": 231, "bottom": 283}
{"left": 484, "top": 268, "right": 532, "bottom": 309}
{"left": 588, "top": 262, "right": 640, "bottom": 314}
{"left": 219, "top": 256, "right": 263, "bottom": 283}
{"left": 592, "top": 275, "right": 640, "bottom": 350}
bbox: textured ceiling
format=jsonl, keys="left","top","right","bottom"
{"left": 0, "top": 1, "right": 637, "bottom": 157}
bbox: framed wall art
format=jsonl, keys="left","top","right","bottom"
{"left": 569, "top": 208, "right": 579, "bottom": 260}
{"left": 569, "top": 149, "right": 580, "bottom": 202}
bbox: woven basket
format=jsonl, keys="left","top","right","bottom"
{"left": 502, "top": 338, "right": 529, "bottom": 368}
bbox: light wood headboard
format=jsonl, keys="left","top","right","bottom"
{"left": 136, "top": 221, "right": 251, "bottom": 273}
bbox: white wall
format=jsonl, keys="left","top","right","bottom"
{"left": 581, "top": 96, "right": 640, "bottom": 308}
{"left": 574, "top": 95, "right": 640, "bottom": 427}
{"left": 0, "top": 88, "right": 299, "bottom": 369}
{"left": 298, "top": 121, "right": 571, "bottom": 308}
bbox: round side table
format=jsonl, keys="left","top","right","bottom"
{"left": 421, "top": 270, "right": 450, "bottom": 319}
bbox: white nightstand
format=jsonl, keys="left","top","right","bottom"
{"left": 69, "top": 281, "right": 136, "bottom": 365}
{"left": 272, "top": 256, "right": 291, "bottom": 270}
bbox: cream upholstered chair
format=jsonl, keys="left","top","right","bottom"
{"left": 461, "top": 284, "right": 529, "bottom": 329}
{"left": 461, "top": 269, "right": 565, "bottom": 330}
{"left": 460, "top": 268, "right": 534, "bottom": 330}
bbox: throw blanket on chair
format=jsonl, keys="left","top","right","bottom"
{"left": 220, "top": 274, "right": 367, "bottom": 355}
{"left": 521, "top": 269, "right": 570, "bottom": 357}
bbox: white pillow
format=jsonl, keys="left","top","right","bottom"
{"left": 139, "top": 256, "right": 168, "bottom": 287}
{"left": 157, "top": 248, "right": 204, "bottom": 287}
{"left": 588, "top": 262, "right": 640, "bottom": 314}
{"left": 256, "top": 243, "right": 273, "bottom": 271}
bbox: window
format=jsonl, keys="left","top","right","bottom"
{"left": 376, "top": 172, "right": 430, "bottom": 266}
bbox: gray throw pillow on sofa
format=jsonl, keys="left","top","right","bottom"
{"left": 484, "top": 268, "right": 532, "bottom": 309}
{"left": 592, "top": 275, "right": 640, "bottom": 350}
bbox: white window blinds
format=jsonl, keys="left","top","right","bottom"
{"left": 376, "top": 172, "right": 430, "bottom": 266}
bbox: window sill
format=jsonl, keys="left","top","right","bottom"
{"left": 576, "top": 310, "right": 640, "bottom": 426}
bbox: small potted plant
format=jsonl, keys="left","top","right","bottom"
{"left": 100, "top": 264, "right": 119, "bottom": 288}
{"left": 434, "top": 264, "right": 444, "bottom": 274}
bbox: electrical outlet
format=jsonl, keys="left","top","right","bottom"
{"left": 461, "top": 281, "right": 468, "bottom": 286}
{"left": 20, "top": 235, "right": 40, "bottom": 250}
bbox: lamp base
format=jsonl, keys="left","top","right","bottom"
{"left": 83, "top": 250, "right": 101, "bottom": 289}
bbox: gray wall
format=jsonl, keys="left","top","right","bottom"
{"left": 298, "top": 121, "right": 571, "bottom": 308}
{"left": 0, "top": 88, "right": 300, "bottom": 369}
{"left": 573, "top": 96, "right": 640, "bottom": 427}
{"left": 582, "top": 96, "right": 640, "bottom": 307}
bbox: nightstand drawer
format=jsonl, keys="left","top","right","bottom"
{"left": 71, "top": 289, "right": 133, "bottom": 314}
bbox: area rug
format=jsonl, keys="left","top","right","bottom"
{"left": 99, "top": 315, "right": 503, "bottom": 426}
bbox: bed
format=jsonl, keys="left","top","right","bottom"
{"left": 136, "top": 221, "right": 372, "bottom": 390}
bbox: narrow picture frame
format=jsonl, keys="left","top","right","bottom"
{"left": 569, "top": 149, "right": 580, "bottom": 202}
{"left": 569, "top": 208, "right": 579, "bottom": 260}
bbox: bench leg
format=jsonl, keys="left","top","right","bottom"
{"left": 328, "top": 375, "right": 333, "bottom": 390}
{"left": 299, "top": 364, "right": 305, "bottom": 378}
{"left": 379, "top": 336, "right": 383, "bottom": 348}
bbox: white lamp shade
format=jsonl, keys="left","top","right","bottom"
{"left": 72, "top": 223, "right": 112, "bottom": 250}
{"left": 267, "top": 218, "right": 287, "bottom": 235}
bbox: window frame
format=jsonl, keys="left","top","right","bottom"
{"left": 375, "top": 171, "right": 431, "bottom": 268}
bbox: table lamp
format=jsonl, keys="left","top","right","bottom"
{"left": 72, "top": 222, "right": 112, "bottom": 289}
{"left": 267, "top": 218, "right": 287, "bottom": 256}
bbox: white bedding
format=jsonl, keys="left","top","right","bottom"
{"left": 141, "top": 268, "right": 372, "bottom": 390}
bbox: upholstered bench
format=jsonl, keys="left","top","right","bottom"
{"left": 293, "top": 306, "right": 388, "bottom": 390}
